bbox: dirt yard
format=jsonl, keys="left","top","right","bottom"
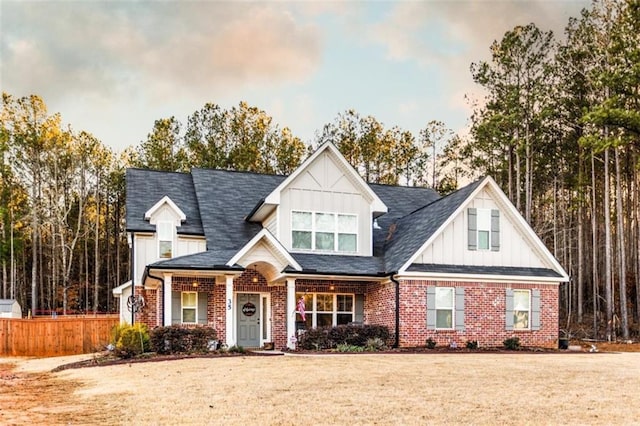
{"left": 1, "top": 349, "right": 639, "bottom": 425}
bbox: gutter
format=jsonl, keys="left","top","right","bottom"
{"left": 389, "top": 273, "right": 400, "bottom": 348}
{"left": 144, "top": 266, "right": 166, "bottom": 325}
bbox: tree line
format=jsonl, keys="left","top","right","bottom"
{"left": 1, "top": 0, "right": 638, "bottom": 340}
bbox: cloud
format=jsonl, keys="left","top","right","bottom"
{"left": 1, "top": 2, "right": 322, "bottom": 101}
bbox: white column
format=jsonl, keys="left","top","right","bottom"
{"left": 286, "top": 278, "right": 296, "bottom": 350}
{"left": 163, "top": 273, "right": 172, "bottom": 326}
{"left": 225, "top": 275, "right": 235, "bottom": 347}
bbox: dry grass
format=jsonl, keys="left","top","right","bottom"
{"left": 2, "top": 352, "right": 640, "bottom": 425}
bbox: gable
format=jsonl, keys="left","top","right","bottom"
{"left": 414, "top": 186, "right": 550, "bottom": 269}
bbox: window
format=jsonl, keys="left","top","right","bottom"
{"left": 157, "top": 221, "right": 174, "bottom": 258}
{"left": 468, "top": 208, "right": 500, "bottom": 251}
{"left": 427, "top": 286, "right": 464, "bottom": 331}
{"left": 295, "top": 292, "right": 354, "bottom": 328}
{"left": 513, "top": 290, "right": 530, "bottom": 330}
{"left": 292, "top": 211, "right": 357, "bottom": 253}
{"left": 435, "top": 287, "right": 454, "bottom": 329}
{"left": 292, "top": 212, "right": 312, "bottom": 250}
{"left": 182, "top": 292, "right": 197, "bottom": 323}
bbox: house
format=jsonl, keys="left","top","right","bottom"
{"left": 116, "top": 142, "right": 568, "bottom": 349}
{"left": 0, "top": 299, "right": 22, "bottom": 318}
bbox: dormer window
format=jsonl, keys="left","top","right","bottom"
{"left": 292, "top": 211, "right": 357, "bottom": 253}
{"left": 157, "top": 221, "right": 174, "bottom": 258}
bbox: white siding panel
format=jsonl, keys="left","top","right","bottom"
{"left": 134, "top": 234, "right": 155, "bottom": 285}
{"left": 278, "top": 151, "right": 373, "bottom": 256}
{"left": 416, "top": 188, "right": 548, "bottom": 268}
{"left": 265, "top": 211, "right": 277, "bottom": 237}
{"left": 176, "top": 236, "right": 207, "bottom": 257}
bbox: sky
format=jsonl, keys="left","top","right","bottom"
{"left": 1, "top": 0, "right": 590, "bottom": 154}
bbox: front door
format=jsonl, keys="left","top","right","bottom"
{"left": 237, "top": 293, "right": 260, "bottom": 347}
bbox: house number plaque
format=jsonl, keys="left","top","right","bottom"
{"left": 242, "top": 302, "right": 256, "bottom": 317}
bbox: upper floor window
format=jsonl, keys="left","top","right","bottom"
{"left": 292, "top": 211, "right": 357, "bottom": 253}
{"left": 157, "top": 221, "right": 174, "bottom": 258}
{"left": 468, "top": 208, "right": 500, "bottom": 251}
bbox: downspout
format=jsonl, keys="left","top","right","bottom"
{"left": 130, "top": 233, "right": 135, "bottom": 325}
{"left": 390, "top": 273, "right": 400, "bottom": 348}
{"left": 144, "top": 266, "right": 166, "bottom": 325}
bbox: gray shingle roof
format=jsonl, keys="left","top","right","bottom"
{"left": 290, "top": 253, "right": 387, "bottom": 277}
{"left": 127, "top": 170, "right": 560, "bottom": 281}
{"left": 191, "top": 169, "right": 285, "bottom": 250}
{"left": 383, "top": 178, "right": 485, "bottom": 272}
{"left": 126, "top": 169, "right": 203, "bottom": 235}
{"left": 406, "top": 263, "right": 563, "bottom": 278}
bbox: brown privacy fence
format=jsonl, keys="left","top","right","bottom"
{"left": 0, "top": 315, "right": 119, "bottom": 357}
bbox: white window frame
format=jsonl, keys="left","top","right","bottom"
{"left": 476, "top": 209, "right": 491, "bottom": 251}
{"left": 291, "top": 211, "right": 358, "bottom": 253}
{"left": 181, "top": 291, "right": 197, "bottom": 324}
{"left": 295, "top": 292, "right": 355, "bottom": 328}
{"left": 435, "top": 287, "right": 455, "bottom": 330}
{"left": 513, "top": 289, "right": 531, "bottom": 330}
{"left": 157, "top": 221, "right": 174, "bottom": 259}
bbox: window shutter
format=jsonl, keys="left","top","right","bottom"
{"left": 491, "top": 209, "right": 500, "bottom": 251}
{"left": 198, "top": 292, "right": 208, "bottom": 324}
{"left": 455, "top": 287, "right": 465, "bottom": 331}
{"left": 426, "top": 286, "right": 436, "bottom": 329}
{"left": 355, "top": 294, "right": 364, "bottom": 323}
{"left": 505, "top": 289, "right": 514, "bottom": 330}
{"left": 531, "top": 289, "right": 541, "bottom": 330}
{"left": 171, "top": 291, "right": 181, "bottom": 325}
{"left": 468, "top": 208, "right": 477, "bottom": 250}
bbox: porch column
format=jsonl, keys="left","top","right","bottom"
{"left": 286, "top": 278, "right": 296, "bottom": 350}
{"left": 225, "top": 275, "right": 235, "bottom": 347}
{"left": 163, "top": 273, "right": 172, "bottom": 326}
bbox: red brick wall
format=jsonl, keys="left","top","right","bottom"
{"left": 135, "top": 273, "right": 559, "bottom": 349}
{"left": 398, "top": 280, "right": 559, "bottom": 348}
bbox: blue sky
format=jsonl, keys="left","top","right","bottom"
{"left": 1, "top": 0, "right": 589, "bottom": 153}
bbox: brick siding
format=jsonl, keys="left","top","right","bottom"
{"left": 135, "top": 273, "right": 559, "bottom": 349}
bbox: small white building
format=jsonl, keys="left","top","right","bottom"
{"left": 0, "top": 299, "right": 22, "bottom": 318}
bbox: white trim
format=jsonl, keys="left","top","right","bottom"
{"left": 434, "top": 287, "right": 455, "bottom": 330}
{"left": 260, "top": 142, "right": 387, "bottom": 214}
{"left": 144, "top": 195, "right": 186, "bottom": 222}
{"left": 286, "top": 278, "right": 296, "bottom": 350}
{"left": 112, "top": 280, "right": 132, "bottom": 296}
{"left": 225, "top": 275, "right": 234, "bottom": 347}
{"left": 227, "top": 229, "right": 302, "bottom": 271}
{"left": 291, "top": 210, "right": 358, "bottom": 254}
{"left": 163, "top": 274, "right": 172, "bottom": 326}
{"left": 396, "top": 271, "right": 562, "bottom": 284}
{"left": 398, "top": 176, "right": 569, "bottom": 281}
{"left": 157, "top": 221, "right": 175, "bottom": 259}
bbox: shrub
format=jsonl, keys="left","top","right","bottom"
{"left": 365, "top": 337, "right": 387, "bottom": 352}
{"left": 115, "top": 323, "right": 150, "bottom": 358}
{"left": 298, "top": 324, "right": 390, "bottom": 350}
{"left": 503, "top": 337, "right": 521, "bottom": 350}
{"left": 466, "top": 340, "right": 479, "bottom": 349}
{"left": 150, "top": 325, "right": 218, "bottom": 355}
{"left": 227, "top": 345, "right": 245, "bottom": 354}
{"left": 425, "top": 338, "right": 437, "bottom": 349}
{"left": 336, "top": 344, "right": 364, "bottom": 352}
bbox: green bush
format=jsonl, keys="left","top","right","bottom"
{"left": 365, "top": 337, "right": 387, "bottom": 352}
{"left": 298, "top": 324, "right": 390, "bottom": 350}
{"left": 227, "top": 345, "right": 245, "bottom": 354}
{"left": 425, "top": 338, "right": 437, "bottom": 349}
{"left": 150, "top": 325, "right": 218, "bottom": 355}
{"left": 503, "top": 336, "right": 521, "bottom": 350}
{"left": 115, "top": 323, "right": 150, "bottom": 358}
{"left": 336, "top": 344, "right": 364, "bottom": 352}
{"left": 465, "top": 340, "right": 479, "bottom": 349}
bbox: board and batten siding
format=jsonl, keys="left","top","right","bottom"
{"left": 278, "top": 151, "right": 374, "bottom": 256}
{"left": 264, "top": 211, "right": 278, "bottom": 237}
{"left": 414, "top": 187, "right": 548, "bottom": 268}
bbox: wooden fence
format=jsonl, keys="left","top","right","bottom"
{"left": 0, "top": 316, "right": 119, "bottom": 357}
